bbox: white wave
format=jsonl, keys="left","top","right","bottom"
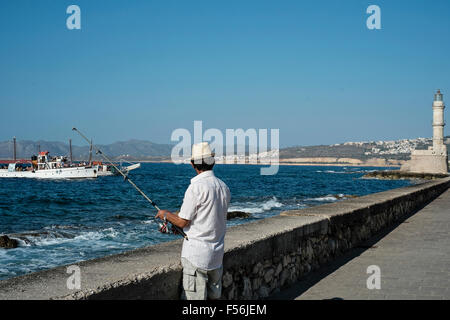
{"left": 228, "top": 197, "right": 283, "bottom": 214}
{"left": 15, "top": 238, "right": 33, "bottom": 247}
{"left": 101, "top": 227, "right": 119, "bottom": 237}
{"left": 306, "top": 194, "right": 345, "bottom": 202}
{"left": 18, "top": 228, "right": 119, "bottom": 247}
{"left": 316, "top": 170, "right": 347, "bottom": 174}
{"left": 308, "top": 196, "right": 337, "bottom": 202}
{"left": 70, "top": 228, "right": 118, "bottom": 242}
{"left": 342, "top": 169, "right": 376, "bottom": 174}
{"left": 29, "top": 236, "right": 75, "bottom": 246}
{"left": 262, "top": 198, "right": 283, "bottom": 211}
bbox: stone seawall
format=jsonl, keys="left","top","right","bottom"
{"left": 1, "top": 178, "right": 449, "bottom": 300}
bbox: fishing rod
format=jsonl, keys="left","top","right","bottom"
{"left": 72, "top": 127, "right": 188, "bottom": 240}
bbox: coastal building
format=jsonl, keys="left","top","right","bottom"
{"left": 401, "top": 90, "right": 449, "bottom": 174}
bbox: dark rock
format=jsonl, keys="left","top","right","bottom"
{"left": 363, "top": 170, "right": 449, "bottom": 180}
{"left": 0, "top": 235, "right": 19, "bottom": 249}
{"left": 227, "top": 211, "right": 251, "bottom": 220}
{"left": 9, "top": 230, "right": 75, "bottom": 239}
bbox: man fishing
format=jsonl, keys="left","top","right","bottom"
{"left": 155, "top": 142, "right": 231, "bottom": 300}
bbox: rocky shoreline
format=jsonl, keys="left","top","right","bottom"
{"left": 363, "top": 170, "right": 449, "bottom": 180}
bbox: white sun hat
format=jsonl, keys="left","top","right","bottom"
{"left": 191, "top": 142, "right": 215, "bottom": 161}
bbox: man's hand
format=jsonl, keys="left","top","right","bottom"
{"left": 155, "top": 209, "right": 190, "bottom": 229}
{"left": 155, "top": 210, "right": 170, "bottom": 220}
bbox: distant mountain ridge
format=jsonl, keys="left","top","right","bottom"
{"left": 0, "top": 139, "right": 173, "bottom": 161}
{"left": 1, "top": 136, "right": 449, "bottom": 163}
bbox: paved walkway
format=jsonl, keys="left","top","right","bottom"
{"left": 273, "top": 189, "right": 450, "bottom": 300}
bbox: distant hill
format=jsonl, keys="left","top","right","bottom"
{"left": 280, "top": 137, "right": 450, "bottom": 161}
{"left": 2, "top": 136, "right": 449, "bottom": 165}
{"left": 278, "top": 136, "right": 450, "bottom": 166}
{"left": 0, "top": 139, "right": 173, "bottom": 161}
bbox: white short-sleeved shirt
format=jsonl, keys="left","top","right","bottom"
{"left": 178, "top": 170, "right": 231, "bottom": 271}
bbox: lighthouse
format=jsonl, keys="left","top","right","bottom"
{"left": 432, "top": 90, "right": 446, "bottom": 154}
{"left": 401, "top": 90, "right": 448, "bottom": 174}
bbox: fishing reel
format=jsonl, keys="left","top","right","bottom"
{"left": 158, "top": 218, "right": 182, "bottom": 236}
{"left": 158, "top": 219, "right": 170, "bottom": 234}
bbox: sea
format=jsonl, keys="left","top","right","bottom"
{"left": 0, "top": 163, "right": 412, "bottom": 280}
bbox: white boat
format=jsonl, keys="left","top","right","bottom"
{"left": 97, "top": 162, "right": 141, "bottom": 177}
{"left": 0, "top": 151, "right": 98, "bottom": 179}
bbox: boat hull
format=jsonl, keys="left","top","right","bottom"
{"left": 0, "top": 166, "right": 98, "bottom": 179}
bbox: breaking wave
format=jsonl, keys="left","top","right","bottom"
{"left": 315, "top": 170, "right": 348, "bottom": 174}
{"left": 228, "top": 196, "right": 283, "bottom": 214}
{"left": 305, "top": 194, "right": 356, "bottom": 202}
{"left": 315, "top": 168, "right": 381, "bottom": 174}
{"left": 7, "top": 227, "right": 120, "bottom": 247}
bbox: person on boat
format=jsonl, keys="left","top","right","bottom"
{"left": 155, "top": 142, "right": 231, "bottom": 300}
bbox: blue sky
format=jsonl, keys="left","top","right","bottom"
{"left": 0, "top": 0, "right": 449, "bottom": 147}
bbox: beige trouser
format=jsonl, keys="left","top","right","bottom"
{"left": 181, "top": 257, "right": 223, "bottom": 300}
